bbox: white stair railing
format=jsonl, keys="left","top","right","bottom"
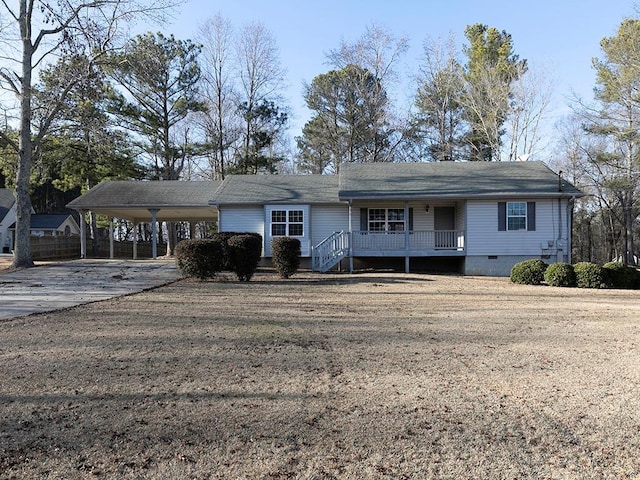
{"left": 312, "top": 231, "right": 350, "bottom": 272}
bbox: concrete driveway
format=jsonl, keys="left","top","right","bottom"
{"left": 0, "top": 258, "right": 182, "bottom": 321}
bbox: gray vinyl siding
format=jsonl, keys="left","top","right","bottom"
{"left": 466, "top": 199, "right": 564, "bottom": 256}
{"left": 219, "top": 205, "right": 265, "bottom": 256}
{"left": 219, "top": 205, "right": 264, "bottom": 234}
{"left": 310, "top": 204, "right": 349, "bottom": 246}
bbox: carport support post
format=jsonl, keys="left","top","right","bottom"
{"left": 109, "top": 218, "right": 114, "bottom": 259}
{"left": 149, "top": 209, "right": 159, "bottom": 259}
{"left": 79, "top": 210, "right": 87, "bottom": 259}
{"left": 132, "top": 222, "right": 138, "bottom": 260}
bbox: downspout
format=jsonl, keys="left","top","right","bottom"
{"left": 404, "top": 201, "right": 410, "bottom": 273}
{"left": 557, "top": 171, "right": 564, "bottom": 263}
{"left": 567, "top": 196, "right": 576, "bottom": 264}
{"left": 348, "top": 200, "right": 353, "bottom": 273}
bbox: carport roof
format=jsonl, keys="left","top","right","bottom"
{"left": 66, "top": 181, "right": 220, "bottom": 222}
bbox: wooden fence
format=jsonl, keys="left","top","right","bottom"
{"left": 28, "top": 236, "right": 166, "bottom": 260}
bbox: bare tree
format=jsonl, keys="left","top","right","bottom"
{"left": 503, "top": 62, "right": 554, "bottom": 162}
{"left": 413, "top": 34, "right": 465, "bottom": 162}
{"left": 197, "top": 13, "right": 239, "bottom": 180}
{"left": 327, "top": 24, "right": 409, "bottom": 163}
{"left": 234, "top": 21, "right": 287, "bottom": 173}
{"left": 0, "top": 0, "right": 171, "bottom": 269}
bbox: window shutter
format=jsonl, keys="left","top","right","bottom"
{"left": 360, "top": 208, "right": 368, "bottom": 231}
{"left": 527, "top": 202, "right": 536, "bottom": 231}
{"left": 409, "top": 208, "right": 414, "bottom": 231}
{"left": 498, "top": 202, "right": 506, "bottom": 231}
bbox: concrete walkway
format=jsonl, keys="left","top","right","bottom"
{"left": 0, "top": 258, "right": 182, "bottom": 321}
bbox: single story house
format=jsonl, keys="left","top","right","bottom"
{"left": 67, "top": 161, "right": 583, "bottom": 276}
{"left": 9, "top": 214, "right": 81, "bottom": 237}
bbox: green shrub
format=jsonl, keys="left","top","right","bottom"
{"left": 175, "top": 239, "right": 224, "bottom": 279}
{"left": 271, "top": 237, "right": 301, "bottom": 278}
{"left": 573, "top": 262, "right": 611, "bottom": 289}
{"left": 603, "top": 262, "right": 640, "bottom": 289}
{"left": 211, "top": 232, "right": 262, "bottom": 271}
{"left": 544, "top": 262, "right": 577, "bottom": 287}
{"left": 510, "top": 259, "right": 548, "bottom": 285}
{"left": 227, "top": 234, "right": 263, "bottom": 281}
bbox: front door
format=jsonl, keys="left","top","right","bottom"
{"left": 434, "top": 207, "right": 455, "bottom": 249}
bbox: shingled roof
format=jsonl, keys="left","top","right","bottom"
{"left": 211, "top": 174, "right": 339, "bottom": 205}
{"left": 338, "top": 161, "right": 583, "bottom": 200}
{"left": 67, "top": 181, "right": 220, "bottom": 221}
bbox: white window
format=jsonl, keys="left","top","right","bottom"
{"left": 507, "top": 202, "right": 527, "bottom": 231}
{"left": 369, "top": 208, "right": 405, "bottom": 232}
{"left": 271, "top": 209, "right": 304, "bottom": 237}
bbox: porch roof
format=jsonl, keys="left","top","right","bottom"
{"left": 66, "top": 181, "right": 220, "bottom": 222}
{"left": 338, "top": 161, "right": 583, "bottom": 200}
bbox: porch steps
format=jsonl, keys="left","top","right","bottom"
{"left": 312, "top": 231, "right": 350, "bottom": 272}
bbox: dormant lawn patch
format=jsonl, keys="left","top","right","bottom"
{"left": 0, "top": 272, "right": 638, "bottom": 479}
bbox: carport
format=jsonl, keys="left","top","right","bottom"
{"left": 66, "top": 181, "right": 220, "bottom": 259}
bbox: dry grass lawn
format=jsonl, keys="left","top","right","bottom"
{"left": 0, "top": 271, "right": 639, "bottom": 479}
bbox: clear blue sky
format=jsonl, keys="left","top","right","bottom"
{"left": 166, "top": 0, "right": 637, "bottom": 141}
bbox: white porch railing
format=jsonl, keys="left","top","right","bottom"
{"left": 351, "top": 230, "right": 465, "bottom": 252}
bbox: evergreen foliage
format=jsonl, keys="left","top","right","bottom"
{"left": 573, "top": 262, "right": 611, "bottom": 289}
{"left": 603, "top": 262, "right": 640, "bottom": 289}
{"left": 175, "top": 239, "right": 224, "bottom": 279}
{"left": 227, "top": 234, "right": 263, "bottom": 281}
{"left": 510, "top": 259, "right": 547, "bottom": 285}
{"left": 544, "top": 263, "right": 577, "bottom": 287}
{"left": 271, "top": 237, "right": 301, "bottom": 278}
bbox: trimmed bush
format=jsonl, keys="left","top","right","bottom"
{"left": 212, "top": 232, "right": 262, "bottom": 271}
{"left": 510, "top": 259, "right": 548, "bottom": 285}
{"left": 271, "top": 237, "right": 301, "bottom": 278}
{"left": 603, "top": 262, "right": 640, "bottom": 289}
{"left": 573, "top": 262, "right": 611, "bottom": 289}
{"left": 227, "top": 234, "right": 263, "bottom": 281}
{"left": 175, "top": 239, "right": 224, "bottom": 279}
{"left": 544, "top": 262, "right": 577, "bottom": 287}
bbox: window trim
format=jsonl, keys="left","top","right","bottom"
{"left": 498, "top": 201, "right": 536, "bottom": 232}
{"left": 368, "top": 208, "right": 406, "bottom": 232}
{"left": 271, "top": 208, "right": 304, "bottom": 237}
{"left": 507, "top": 201, "right": 527, "bottom": 231}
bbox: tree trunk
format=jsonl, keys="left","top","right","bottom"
{"left": 13, "top": 1, "right": 34, "bottom": 269}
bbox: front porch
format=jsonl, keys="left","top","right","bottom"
{"left": 351, "top": 230, "right": 465, "bottom": 256}
{"left": 312, "top": 229, "right": 466, "bottom": 272}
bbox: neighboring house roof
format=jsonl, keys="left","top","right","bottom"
{"left": 211, "top": 174, "right": 339, "bottom": 205}
{"left": 29, "top": 214, "right": 76, "bottom": 230}
{"left": 0, "top": 189, "right": 15, "bottom": 223}
{"left": 338, "top": 161, "right": 583, "bottom": 200}
{"left": 67, "top": 181, "right": 221, "bottom": 221}
{"left": 8, "top": 214, "right": 79, "bottom": 231}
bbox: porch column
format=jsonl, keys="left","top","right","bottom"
{"left": 189, "top": 221, "right": 196, "bottom": 239}
{"left": 79, "top": 210, "right": 87, "bottom": 259}
{"left": 149, "top": 209, "right": 159, "bottom": 259}
{"left": 109, "top": 218, "right": 114, "bottom": 259}
{"left": 404, "top": 201, "right": 410, "bottom": 274}
{"left": 132, "top": 222, "right": 138, "bottom": 260}
{"left": 348, "top": 200, "right": 354, "bottom": 273}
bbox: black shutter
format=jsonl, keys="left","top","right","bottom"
{"left": 527, "top": 202, "right": 536, "bottom": 231}
{"left": 408, "top": 208, "right": 414, "bottom": 231}
{"left": 360, "top": 208, "right": 368, "bottom": 231}
{"left": 498, "top": 202, "right": 506, "bottom": 231}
